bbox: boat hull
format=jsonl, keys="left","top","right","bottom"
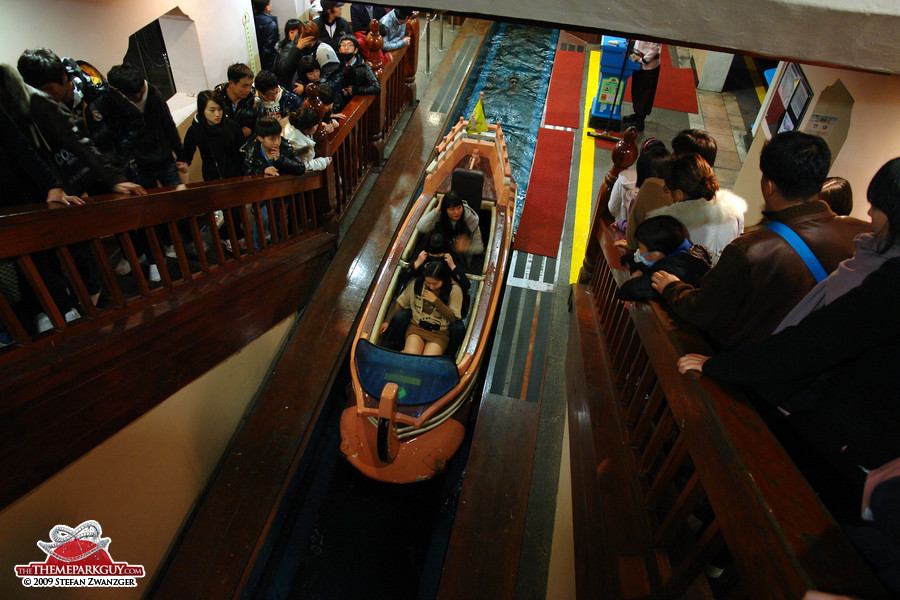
{"left": 339, "top": 403, "right": 468, "bottom": 483}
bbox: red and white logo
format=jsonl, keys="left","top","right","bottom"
{"left": 14, "top": 520, "right": 145, "bottom": 588}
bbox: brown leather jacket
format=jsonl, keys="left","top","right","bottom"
{"left": 660, "top": 201, "right": 869, "bottom": 348}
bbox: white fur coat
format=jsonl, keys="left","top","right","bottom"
{"left": 647, "top": 189, "right": 747, "bottom": 263}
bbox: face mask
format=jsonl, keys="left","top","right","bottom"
{"left": 634, "top": 251, "right": 658, "bottom": 267}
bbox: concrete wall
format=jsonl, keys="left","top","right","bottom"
{"left": 0, "top": 315, "right": 296, "bottom": 600}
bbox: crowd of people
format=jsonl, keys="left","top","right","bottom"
{"left": 0, "top": 2, "right": 415, "bottom": 345}
{"left": 610, "top": 127, "right": 899, "bottom": 592}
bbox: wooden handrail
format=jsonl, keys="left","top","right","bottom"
{"left": 566, "top": 218, "right": 889, "bottom": 599}
{"left": 0, "top": 173, "right": 337, "bottom": 511}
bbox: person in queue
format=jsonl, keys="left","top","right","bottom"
{"left": 214, "top": 63, "right": 262, "bottom": 139}
{"left": 275, "top": 20, "right": 341, "bottom": 94}
{"left": 254, "top": 70, "right": 303, "bottom": 122}
{"left": 623, "top": 129, "right": 717, "bottom": 251}
{"left": 676, "top": 159, "right": 900, "bottom": 592}
{"left": 416, "top": 191, "right": 484, "bottom": 268}
{"left": 336, "top": 35, "right": 380, "bottom": 110}
{"left": 649, "top": 131, "right": 869, "bottom": 348}
{"left": 616, "top": 215, "right": 712, "bottom": 301}
{"left": 380, "top": 260, "right": 462, "bottom": 356}
{"left": 647, "top": 153, "right": 746, "bottom": 263}
{"left": 283, "top": 106, "right": 333, "bottom": 171}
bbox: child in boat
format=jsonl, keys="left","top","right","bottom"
{"left": 617, "top": 215, "right": 712, "bottom": 301}
{"left": 416, "top": 191, "right": 484, "bottom": 268}
{"left": 380, "top": 260, "right": 462, "bottom": 356}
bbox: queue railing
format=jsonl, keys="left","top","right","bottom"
{"left": 566, "top": 218, "right": 889, "bottom": 599}
{"left": 316, "top": 14, "right": 420, "bottom": 222}
{"left": 0, "top": 172, "right": 337, "bottom": 511}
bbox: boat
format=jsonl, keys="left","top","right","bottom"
{"left": 339, "top": 116, "right": 516, "bottom": 483}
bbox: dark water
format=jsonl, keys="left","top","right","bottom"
{"left": 452, "top": 23, "right": 559, "bottom": 230}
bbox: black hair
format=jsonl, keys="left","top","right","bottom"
{"left": 17, "top": 48, "right": 66, "bottom": 88}
{"left": 820, "top": 176, "right": 853, "bottom": 216}
{"left": 254, "top": 70, "right": 279, "bottom": 94}
{"left": 107, "top": 63, "right": 144, "bottom": 95}
{"left": 760, "top": 131, "right": 831, "bottom": 201}
{"left": 255, "top": 116, "right": 282, "bottom": 138}
{"left": 420, "top": 259, "right": 453, "bottom": 304}
{"left": 197, "top": 90, "right": 226, "bottom": 124}
{"left": 438, "top": 191, "right": 472, "bottom": 239}
{"left": 297, "top": 56, "right": 320, "bottom": 80}
{"left": 283, "top": 18, "right": 301, "bottom": 41}
{"left": 288, "top": 106, "right": 320, "bottom": 132}
{"left": 866, "top": 157, "right": 900, "bottom": 252}
{"left": 635, "top": 215, "right": 690, "bottom": 255}
{"left": 635, "top": 144, "right": 670, "bottom": 188}
{"left": 664, "top": 153, "right": 719, "bottom": 201}
{"left": 251, "top": 0, "right": 270, "bottom": 15}
{"left": 317, "top": 82, "right": 335, "bottom": 105}
{"left": 395, "top": 8, "right": 413, "bottom": 20}
{"left": 671, "top": 129, "right": 717, "bottom": 167}
{"left": 425, "top": 232, "right": 449, "bottom": 254}
{"left": 227, "top": 63, "right": 254, "bottom": 84}
{"left": 338, "top": 35, "right": 359, "bottom": 52}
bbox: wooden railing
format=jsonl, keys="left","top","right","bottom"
{"left": 0, "top": 173, "right": 337, "bottom": 511}
{"left": 566, "top": 218, "right": 889, "bottom": 599}
{"left": 317, "top": 14, "right": 420, "bottom": 221}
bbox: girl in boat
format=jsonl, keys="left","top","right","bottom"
{"left": 379, "top": 260, "right": 462, "bottom": 356}
{"left": 416, "top": 191, "right": 484, "bottom": 267}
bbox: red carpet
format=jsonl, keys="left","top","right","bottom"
{"left": 513, "top": 127, "right": 574, "bottom": 257}
{"left": 624, "top": 65, "right": 698, "bottom": 114}
{"left": 544, "top": 50, "right": 586, "bottom": 129}
{"left": 660, "top": 44, "right": 672, "bottom": 67}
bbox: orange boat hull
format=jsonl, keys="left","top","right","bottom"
{"left": 339, "top": 406, "right": 467, "bottom": 483}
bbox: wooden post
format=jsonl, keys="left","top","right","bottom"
{"left": 577, "top": 126, "right": 639, "bottom": 284}
{"left": 403, "top": 12, "right": 420, "bottom": 103}
{"left": 364, "top": 19, "right": 384, "bottom": 77}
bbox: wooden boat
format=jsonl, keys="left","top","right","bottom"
{"left": 339, "top": 117, "right": 516, "bottom": 483}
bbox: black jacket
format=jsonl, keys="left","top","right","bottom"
{"left": 275, "top": 41, "right": 341, "bottom": 91}
{"left": 703, "top": 257, "right": 900, "bottom": 471}
{"left": 350, "top": 4, "right": 388, "bottom": 33}
{"left": 183, "top": 115, "right": 245, "bottom": 181}
{"left": 213, "top": 83, "right": 262, "bottom": 139}
{"left": 241, "top": 138, "right": 306, "bottom": 177}
{"left": 255, "top": 12, "right": 280, "bottom": 71}
{"left": 129, "top": 83, "right": 186, "bottom": 166}
{"left": 338, "top": 55, "right": 381, "bottom": 109}
{"left": 65, "top": 60, "right": 143, "bottom": 176}
{"left": 20, "top": 87, "right": 125, "bottom": 195}
{"left": 0, "top": 105, "right": 62, "bottom": 208}
{"left": 314, "top": 15, "right": 352, "bottom": 52}
{"left": 617, "top": 244, "right": 712, "bottom": 301}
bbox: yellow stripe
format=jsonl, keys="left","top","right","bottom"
{"left": 569, "top": 50, "right": 602, "bottom": 283}
{"left": 744, "top": 55, "right": 767, "bottom": 105}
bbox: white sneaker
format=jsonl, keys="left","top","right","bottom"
{"left": 114, "top": 254, "right": 147, "bottom": 276}
{"left": 35, "top": 312, "right": 52, "bottom": 333}
{"left": 148, "top": 264, "right": 161, "bottom": 283}
{"left": 114, "top": 257, "right": 132, "bottom": 275}
{"left": 64, "top": 308, "right": 80, "bottom": 323}
{"left": 165, "top": 245, "right": 177, "bottom": 259}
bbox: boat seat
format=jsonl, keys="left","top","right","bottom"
{"left": 451, "top": 169, "right": 486, "bottom": 206}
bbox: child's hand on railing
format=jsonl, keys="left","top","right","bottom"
{"left": 677, "top": 354, "right": 709, "bottom": 374}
